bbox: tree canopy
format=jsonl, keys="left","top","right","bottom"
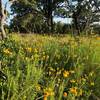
{"left": 1, "top": 0, "right": 100, "bottom": 35}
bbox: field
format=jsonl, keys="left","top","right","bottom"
{"left": 0, "top": 34, "right": 100, "bottom": 100}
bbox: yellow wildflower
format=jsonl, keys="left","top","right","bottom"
{"left": 26, "top": 47, "right": 32, "bottom": 52}
{"left": 48, "top": 88, "right": 54, "bottom": 96}
{"left": 46, "top": 55, "right": 49, "bottom": 59}
{"left": 61, "top": 68, "right": 64, "bottom": 71}
{"left": 34, "top": 54, "right": 39, "bottom": 58}
{"left": 70, "top": 70, "right": 75, "bottom": 74}
{"left": 43, "top": 96, "right": 47, "bottom": 100}
{"left": 74, "top": 55, "right": 77, "bottom": 58}
{"left": 89, "top": 72, "right": 94, "bottom": 76}
{"left": 43, "top": 55, "right": 46, "bottom": 59}
{"left": 70, "top": 79, "right": 76, "bottom": 83}
{"left": 49, "top": 67, "right": 55, "bottom": 71}
{"left": 70, "top": 87, "right": 77, "bottom": 96}
{"left": 34, "top": 48, "right": 38, "bottom": 53}
{"left": 43, "top": 52, "right": 45, "bottom": 55}
{"left": 63, "top": 70, "right": 70, "bottom": 78}
{"left": 44, "top": 87, "right": 54, "bottom": 97}
{"left": 58, "top": 79, "right": 61, "bottom": 82}
{"left": 48, "top": 71, "right": 52, "bottom": 75}
{"left": 63, "top": 92, "right": 67, "bottom": 97}
{"left": 56, "top": 70, "right": 61, "bottom": 75}
{"left": 79, "top": 89, "right": 83, "bottom": 96}
{"left": 50, "top": 91, "right": 54, "bottom": 96}
{"left": 96, "top": 37, "right": 100, "bottom": 40}
{"left": 81, "top": 78, "right": 86, "bottom": 82}
{"left": 35, "top": 84, "right": 41, "bottom": 91}
{"left": 90, "top": 82, "right": 94, "bottom": 86}
{"left": 3, "top": 48, "right": 12, "bottom": 55}
{"left": 44, "top": 91, "right": 50, "bottom": 97}
{"left": 25, "top": 57, "right": 29, "bottom": 60}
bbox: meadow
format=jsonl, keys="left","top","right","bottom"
{"left": 0, "top": 34, "right": 100, "bottom": 100}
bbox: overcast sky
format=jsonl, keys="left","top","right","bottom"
{"left": 3, "top": 0, "right": 10, "bottom": 11}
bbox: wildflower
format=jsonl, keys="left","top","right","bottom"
{"left": 44, "top": 87, "right": 54, "bottom": 97}
{"left": 56, "top": 70, "right": 61, "bottom": 75}
{"left": 96, "top": 37, "right": 100, "bottom": 40}
{"left": 25, "top": 57, "right": 29, "bottom": 61}
{"left": 34, "top": 48, "right": 38, "bottom": 53}
{"left": 90, "top": 82, "right": 94, "bottom": 86}
{"left": 31, "top": 55, "right": 34, "bottom": 59}
{"left": 56, "top": 54, "right": 60, "bottom": 59}
{"left": 3, "top": 48, "right": 12, "bottom": 55}
{"left": 43, "top": 55, "right": 46, "bottom": 60}
{"left": 61, "top": 68, "right": 64, "bottom": 71}
{"left": 48, "top": 71, "right": 52, "bottom": 75}
{"left": 49, "top": 67, "right": 55, "bottom": 71}
{"left": 23, "top": 96, "right": 27, "bottom": 99}
{"left": 50, "top": 91, "right": 54, "bottom": 96}
{"left": 43, "top": 96, "right": 47, "bottom": 100}
{"left": 81, "top": 78, "right": 86, "bottom": 82}
{"left": 63, "top": 70, "right": 69, "bottom": 78}
{"left": 55, "top": 62, "right": 58, "bottom": 65}
{"left": 44, "top": 91, "right": 50, "bottom": 97}
{"left": 57, "top": 67, "right": 60, "bottom": 71}
{"left": 58, "top": 79, "right": 61, "bottom": 82}
{"left": 43, "top": 52, "right": 45, "bottom": 55}
{"left": 70, "top": 70, "right": 75, "bottom": 74}
{"left": 69, "top": 87, "right": 77, "bottom": 96}
{"left": 26, "top": 47, "right": 32, "bottom": 52}
{"left": 63, "top": 92, "right": 67, "bottom": 97}
{"left": 84, "top": 74, "right": 88, "bottom": 79}
{"left": 73, "top": 55, "right": 77, "bottom": 58}
{"left": 79, "top": 89, "right": 83, "bottom": 96}
{"left": 89, "top": 72, "right": 94, "bottom": 76}
{"left": 48, "top": 88, "right": 54, "bottom": 95}
{"left": 70, "top": 79, "right": 76, "bottom": 83}
{"left": 35, "top": 84, "right": 41, "bottom": 91}
{"left": 34, "top": 54, "right": 39, "bottom": 58}
{"left": 46, "top": 55, "right": 49, "bottom": 59}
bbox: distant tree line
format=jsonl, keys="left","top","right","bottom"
{"left": 0, "top": 0, "right": 100, "bottom": 38}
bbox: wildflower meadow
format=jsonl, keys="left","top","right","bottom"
{"left": 0, "top": 34, "right": 100, "bottom": 100}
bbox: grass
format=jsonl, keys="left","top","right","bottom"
{"left": 0, "top": 34, "right": 100, "bottom": 100}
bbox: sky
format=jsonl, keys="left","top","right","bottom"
{"left": 3, "top": 0, "right": 12, "bottom": 24}
{"left": 3, "top": 0, "right": 11, "bottom": 12}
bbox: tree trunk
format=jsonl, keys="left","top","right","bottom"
{"left": 47, "top": 14, "right": 53, "bottom": 33}
{"left": 0, "top": 0, "right": 6, "bottom": 39}
{"left": 47, "top": 0, "right": 53, "bottom": 33}
{"left": 72, "top": 10, "right": 81, "bottom": 35}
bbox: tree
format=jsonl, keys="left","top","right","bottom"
{"left": 10, "top": 0, "right": 65, "bottom": 33}
{"left": 10, "top": 0, "right": 52, "bottom": 33}
{"left": 0, "top": 0, "right": 15, "bottom": 39}
{"left": 72, "top": 0, "right": 100, "bottom": 35}
{"left": 36, "top": 0, "right": 64, "bottom": 32}
{"left": 10, "top": 0, "right": 38, "bottom": 33}
{"left": 10, "top": 0, "right": 100, "bottom": 34}
{"left": 0, "top": 0, "right": 7, "bottom": 39}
